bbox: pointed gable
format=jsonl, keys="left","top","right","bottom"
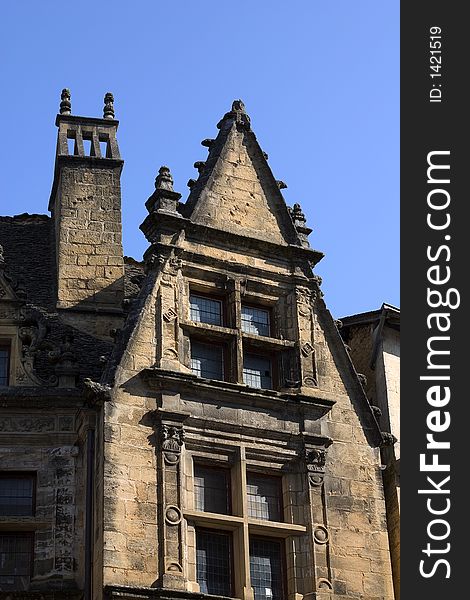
{"left": 184, "top": 101, "right": 299, "bottom": 246}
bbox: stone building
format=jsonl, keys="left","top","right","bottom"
{"left": 339, "top": 306, "right": 400, "bottom": 599}
{"left": 0, "top": 92, "right": 397, "bottom": 600}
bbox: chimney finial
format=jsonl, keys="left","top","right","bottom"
{"left": 103, "top": 92, "right": 115, "bottom": 119}
{"left": 59, "top": 88, "right": 71, "bottom": 115}
{"left": 155, "top": 166, "right": 175, "bottom": 192}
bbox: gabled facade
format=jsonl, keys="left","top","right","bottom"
{"left": 1, "top": 93, "right": 396, "bottom": 600}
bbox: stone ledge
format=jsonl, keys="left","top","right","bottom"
{"left": 104, "top": 586, "right": 233, "bottom": 600}
{"left": 142, "top": 368, "right": 335, "bottom": 417}
{"left": 0, "top": 592, "right": 82, "bottom": 600}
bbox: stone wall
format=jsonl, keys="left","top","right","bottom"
{"left": 52, "top": 165, "right": 124, "bottom": 313}
{"left": 0, "top": 409, "right": 82, "bottom": 591}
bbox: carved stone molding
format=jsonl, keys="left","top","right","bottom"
{"left": 301, "top": 341, "right": 315, "bottom": 357}
{"left": 317, "top": 578, "right": 333, "bottom": 590}
{"left": 83, "top": 378, "right": 112, "bottom": 407}
{"left": 163, "top": 307, "right": 178, "bottom": 322}
{"left": 165, "top": 505, "right": 182, "bottom": 525}
{"left": 160, "top": 424, "right": 185, "bottom": 465}
{"left": 313, "top": 524, "right": 329, "bottom": 545}
{"left": 304, "top": 447, "right": 328, "bottom": 487}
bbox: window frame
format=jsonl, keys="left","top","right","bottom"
{"left": 0, "top": 342, "right": 11, "bottom": 387}
{"left": 0, "top": 472, "right": 37, "bottom": 517}
{"left": 190, "top": 338, "right": 226, "bottom": 382}
{"left": 195, "top": 526, "right": 234, "bottom": 598}
{"left": 246, "top": 471, "right": 284, "bottom": 523}
{"left": 242, "top": 351, "right": 276, "bottom": 390}
{"left": 189, "top": 292, "right": 224, "bottom": 327}
{"left": 193, "top": 462, "right": 232, "bottom": 516}
{"left": 249, "top": 534, "right": 287, "bottom": 600}
{"left": 0, "top": 530, "right": 35, "bottom": 592}
{"left": 240, "top": 303, "right": 272, "bottom": 338}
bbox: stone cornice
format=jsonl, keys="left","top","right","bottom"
{"left": 141, "top": 211, "right": 324, "bottom": 266}
{"left": 141, "top": 367, "right": 335, "bottom": 418}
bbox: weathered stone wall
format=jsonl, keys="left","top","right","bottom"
{"left": 191, "top": 126, "right": 292, "bottom": 245}
{"left": 315, "top": 310, "right": 395, "bottom": 599}
{"left": 52, "top": 165, "right": 124, "bottom": 314}
{"left": 101, "top": 259, "right": 395, "bottom": 598}
{"left": 0, "top": 410, "right": 82, "bottom": 590}
{"left": 102, "top": 268, "right": 161, "bottom": 587}
{"left": 343, "top": 323, "right": 376, "bottom": 404}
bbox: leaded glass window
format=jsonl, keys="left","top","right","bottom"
{"left": 247, "top": 473, "right": 282, "bottom": 522}
{"left": 190, "top": 295, "right": 222, "bottom": 326}
{"left": 249, "top": 537, "right": 284, "bottom": 600}
{"left": 194, "top": 465, "right": 230, "bottom": 514}
{"left": 241, "top": 306, "right": 270, "bottom": 337}
{"left": 243, "top": 354, "right": 272, "bottom": 389}
{"left": 0, "top": 533, "right": 33, "bottom": 591}
{"left": 196, "top": 529, "right": 232, "bottom": 596}
{"left": 0, "top": 346, "right": 10, "bottom": 386}
{"left": 190, "top": 341, "right": 224, "bottom": 380}
{"left": 0, "top": 474, "right": 35, "bottom": 517}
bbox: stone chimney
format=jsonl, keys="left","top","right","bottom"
{"left": 48, "top": 90, "right": 125, "bottom": 339}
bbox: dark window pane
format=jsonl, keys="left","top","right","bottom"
{"left": 247, "top": 474, "right": 282, "bottom": 522}
{"left": 191, "top": 341, "right": 224, "bottom": 380}
{"left": 0, "top": 533, "right": 33, "bottom": 591}
{"left": 194, "top": 465, "right": 230, "bottom": 515}
{"left": 241, "top": 306, "right": 270, "bottom": 337}
{"left": 0, "top": 347, "right": 10, "bottom": 386}
{"left": 190, "top": 295, "right": 222, "bottom": 326}
{"left": 0, "top": 475, "right": 34, "bottom": 516}
{"left": 196, "top": 530, "right": 232, "bottom": 596}
{"left": 250, "top": 537, "right": 284, "bottom": 600}
{"left": 243, "top": 354, "right": 272, "bottom": 389}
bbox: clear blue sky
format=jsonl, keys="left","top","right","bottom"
{"left": 0, "top": 1, "right": 399, "bottom": 318}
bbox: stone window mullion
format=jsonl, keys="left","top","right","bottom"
{"left": 227, "top": 279, "right": 244, "bottom": 384}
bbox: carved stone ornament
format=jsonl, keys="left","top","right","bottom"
{"left": 161, "top": 424, "right": 184, "bottom": 465}
{"left": 103, "top": 91, "right": 115, "bottom": 119}
{"left": 59, "top": 88, "right": 72, "bottom": 115}
{"left": 18, "top": 311, "right": 58, "bottom": 386}
{"left": 305, "top": 447, "right": 327, "bottom": 486}
{"left": 317, "top": 578, "right": 333, "bottom": 590}
{"left": 217, "top": 99, "right": 251, "bottom": 130}
{"left": 163, "top": 307, "right": 178, "bottom": 322}
{"left": 166, "top": 562, "right": 183, "bottom": 573}
{"left": 83, "top": 378, "right": 112, "bottom": 406}
{"left": 381, "top": 432, "right": 398, "bottom": 447}
{"left": 296, "top": 286, "right": 317, "bottom": 315}
{"left": 165, "top": 505, "right": 182, "bottom": 525}
{"left": 313, "top": 524, "right": 329, "bottom": 545}
{"left": 301, "top": 341, "right": 315, "bottom": 357}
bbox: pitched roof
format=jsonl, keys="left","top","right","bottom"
{"left": 0, "top": 214, "right": 144, "bottom": 387}
{"left": 182, "top": 100, "right": 303, "bottom": 247}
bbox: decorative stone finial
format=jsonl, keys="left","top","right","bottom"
{"left": 145, "top": 166, "right": 182, "bottom": 214}
{"left": 103, "top": 92, "right": 115, "bottom": 119}
{"left": 217, "top": 99, "right": 251, "bottom": 130}
{"left": 155, "top": 166, "right": 175, "bottom": 191}
{"left": 193, "top": 161, "right": 206, "bottom": 174}
{"left": 59, "top": 88, "right": 71, "bottom": 115}
{"left": 232, "top": 99, "right": 246, "bottom": 113}
{"left": 289, "top": 203, "right": 313, "bottom": 249}
{"left": 291, "top": 203, "right": 306, "bottom": 224}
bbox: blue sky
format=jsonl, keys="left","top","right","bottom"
{"left": 0, "top": 1, "right": 399, "bottom": 318}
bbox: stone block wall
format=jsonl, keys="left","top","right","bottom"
{"left": 52, "top": 165, "right": 124, "bottom": 312}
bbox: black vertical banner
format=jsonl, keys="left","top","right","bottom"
{"left": 401, "top": 3, "right": 467, "bottom": 598}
